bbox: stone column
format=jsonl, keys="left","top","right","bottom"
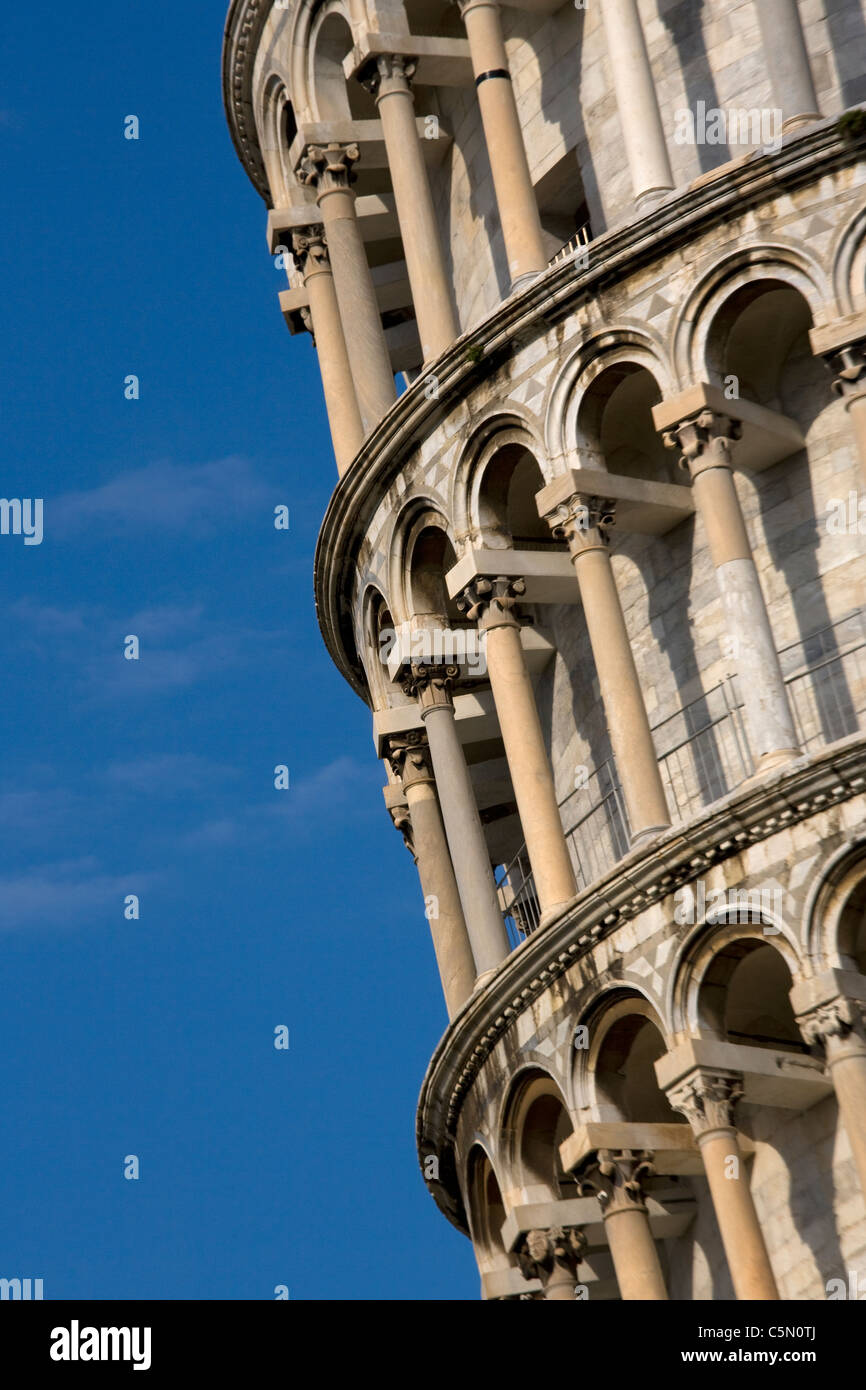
{"left": 543, "top": 493, "right": 670, "bottom": 845}
{"left": 386, "top": 731, "right": 476, "bottom": 1018}
{"left": 516, "top": 1225, "right": 587, "bottom": 1301}
{"left": 291, "top": 229, "right": 364, "bottom": 475}
{"left": 402, "top": 663, "right": 510, "bottom": 984}
{"left": 754, "top": 0, "right": 821, "bottom": 131}
{"left": 600, "top": 0, "right": 673, "bottom": 210}
{"left": 578, "top": 1150, "right": 668, "bottom": 1300}
{"left": 297, "top": 143, "right": 397, "bottom": 434}
{"left": 361, "top": 56, "right": 459, "bottom": 362}
{"left": 667, "top": 1069, "right": 779, "bottom": 1301}
{"left": 661, "top": 407, "right": 800, "bottom": 772}
{"left": 792, "top": 974, "right": 866, "bottom": 1202}
{"left": 828, "top": 342, "right": 866, "bottom": 488}
{"left": 457, "top": 0, "right": 547, "bottom": 291}
{"left": 459, "top": 576, "right": 577, "bottom": 921}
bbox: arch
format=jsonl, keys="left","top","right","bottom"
{"left": 544, "top": 328, "right": 674, "bottom": 465}
{"left": 464, "top": 1145, "right": 508, "bottom": 1266}
{"left": 579, "top": 991, "right": 684, "bottom": 1124}
{"left": 307, "top": 4, "right": 377, "bottom": 123}
{"left": 387, "top": 499, "right": 460, "bottom": 628}
{"left": 358, "top": 584, "right": 408, "bottom": 712}
{"left": 803, "top": 837, "right": 866, "bottom": 971}
{"left": 451, "top": 410, "right": 547, "bottom": 547}
{"left": 672, "top": 245, "right": 830, "bottom": 389}
{"left": 258, "top": 74, "right": 299, "bottom": 209}
{"left": 499, "top": 1068, "right": 576, "bottom": 1204}
{"left": 576, "top": 360, "right": 679, "bottom": 485}
{"left": 670, "top": 914, "right": 805, "bottom": 1049}
{"left": 286, "top": 0, "right": 355, "bottom": 126}
{"left": 830, "top": 200, "right": 866, "bottom": 316}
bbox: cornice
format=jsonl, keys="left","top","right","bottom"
{"left": 222, "top": 0, "right": 275, "bottom": 206}
{"left": 415, "top": 734, "right": 866, "bottom": 1234}
{"left": 314, "top": 120, "right": 865, "bottom": 701}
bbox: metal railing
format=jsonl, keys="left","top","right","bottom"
{"left": 495, "top": 610, "right": 866, "bottom": 943}
{"left": 549, "top": 222, "right": 592, "bottom": 267}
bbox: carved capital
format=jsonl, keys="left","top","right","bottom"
{"left": 399, "top": 662, "right": 459, "bottom": 714}
{"left": 666, "top": 1068, "right": 743, "bottom": 1137}
{"left": 296, "top": 142, "right": 359, "bottom": 194}
{"left": 516, "top": 1225, "right": 587, "bottom": 1291}
{"left": 291, "top": 227, "right": 330, "bottom": 278}
{"left": 385, "top": 729, "right": 435, "bottom": 790}
{"left": 359, "top": 53, "right": 417, "bottom": 98}
{"left": 457, "top": 575, "right": 525, "bottom": 631}
{"left": 797, "top": 995, "right": 866, "bottom": 1048}
{"left": 662, "top": 410, "right": 742, "bottom": 478}
{"left": 829, "top": 343, "right": 866, "bottom": 403}
{"left": 387, "top": 802, "right": 415, "bottom": 860}
{"left": 543, "top": 493, "right": 616, "bottom": 554}
{"left": 578, "top": 1148, "right": 654, "bottom": 1215}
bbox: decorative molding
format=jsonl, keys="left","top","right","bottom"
{"left": 222, "top": 0, "right": 274, "bottom": 204}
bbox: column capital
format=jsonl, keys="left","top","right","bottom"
{"left": 359, "top": 52, "right": 417, "bottom": 99}
{"left": 296, "top": 142, "right": 359, "bottom": 195}
{"left": 457, "top": 575, "right": 525, "bottom": 631}
{"left": 666, "top": 1067, "right": 743, "bottom": 1137}
{"left": 387, "top": 801, "right": 416, "bottom": 860}
{"left": 662, "top": 409, "right": 743, "bottom": 479}
{"left": 796, "top": 994, "right": 866, "bottom": 1048}
{"left": 290, "top": 226, "right": 330, "bottom": 277}
{"left": 385, "top": 729, "right": 435, "bottom": 790}
{"left": 542, "top": 492, "right": 616, "bottom": 555}
{"left": 577, "top": 1148, "right": 655, "bottom": 1215}
{"left": 516, "top": 1225, "right": 587, "bottom": 1289}
{"left": 829, "top": 342, "right": 866, "bottom": 405}
{"left": 399, "top": 661, "right": 459, "bottom": 715}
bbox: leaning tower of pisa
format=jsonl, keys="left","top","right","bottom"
{"left": 224, "top": 0, "right": 866, "bottom": 1300}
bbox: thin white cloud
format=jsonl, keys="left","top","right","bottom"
{"left": 52, "top": 456, "right": 273, "bottom": 535}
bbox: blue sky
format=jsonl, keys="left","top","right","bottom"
{"left": 0, "top": 0, "right": 475, "bottom": 1299}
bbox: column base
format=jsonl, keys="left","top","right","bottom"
{"left": 749, "top": 747, "right": 801, "bottom": 777}
{"left": 629, "top": 822, "right": 670, "bottom": 851}
{"left": 509, "top": 270, "right": 544, "bottom": 296}
{"left": 472, "top": 966, "right": 500, "bottom": 993}
{"left": 781, "top": 112, "right": 822, "bottom": 133}
{"left": 635, "top": 185, "right": 673, "bottom": 214}
{"left": 539, "top": 897, "right": 578, "bottom": 930}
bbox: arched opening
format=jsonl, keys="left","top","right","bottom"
{"left": 475, "top": 443, "right": 558, "bottom": 549}
{"left": 506, "top": 1071, "right": 577, "bottom": 1202}
{"left": 593, "top": 1010, "right": 685, "bottom": 1124}
{"left": 707, "top": 280, "right": 814, "bottom": 411}
{"left": 408, "top": 525, "right": 463, "bottom": 626}
{"left": 698, "top": 938, "right": 807, "bottom": 1053}
{"left": 311, "top": 11, "right": 377, "bottom": 123}
{"left": 835, "top": 875, "right": 866, "bottom": 974}
{"left": 466, "top": 1148, "right": 507, "bottom": 1262}
{"left": 577, "top": 363, "right": 677, "bottom": 484}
